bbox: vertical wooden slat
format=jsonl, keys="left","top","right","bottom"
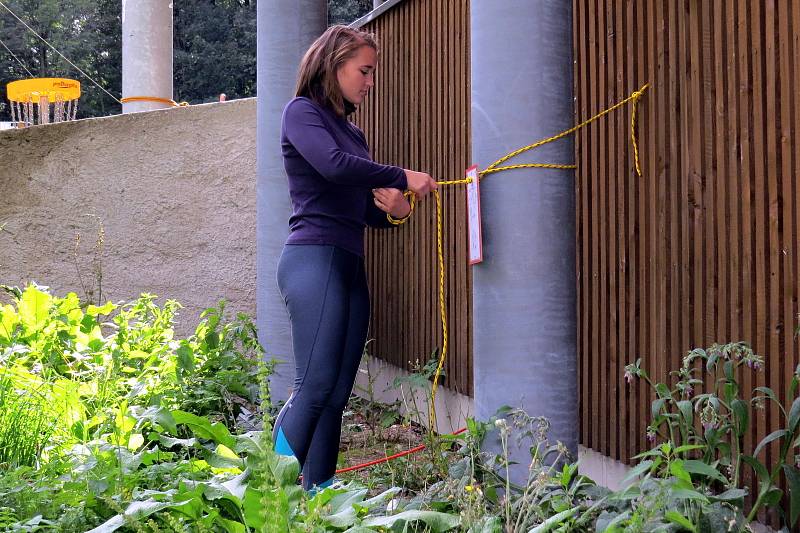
{"left": 671, "top": 0, "right": 686, "bottom": 397}
{"left": 634, "top": 0, "right": 648, "bottom": 456}
{"left": 600, "top": 0, "right": 612, "bottom": 458}
{"left": 713, "top": 0, "right": 729, "bottom": 373}
{"left": 793, "top": 0, "right": 800, "bottom": 423}
{"left": 736, "top": 2, "right": 756, "bottom": 482}
{"left": 727, "top": 0, "right": 741, "bottom": 349}
{"left": 764, "top": 4, "right": 782, "bottom": 511}
{"left": 613, "top": 0, "right": 627, "bottom": 462}
{"left": 687, "top": 0, "right": 703, "bottom": 392}
{"left": 604, "top": 0, "right": 618, "bottom": 460}
{"left": 575, "top": 0, "right": 589, "bottom": 449}
{"left": 649, "top": 0, "right": 663, "bottom": 445}
{"left": 778, "top": 8, "right": 798, "bottom": 507}
{"left": 624, "top": 0, "right": 638, "bottom": 463}
{"left": 751, "top": 2, "right": 771, "bottom": 493}
{"left": 700, "top": 0, "right": 715, "bottom": 351}
{"left": 587, "top": 0, "right": 604, "bottom": 450}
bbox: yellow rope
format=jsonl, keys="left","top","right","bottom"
{"left": 120, "top": 96, "right": 190, "bottom": 107}
{"left": 428, "top": 189, "right": 448, "bottom": 427}
{"left": 387, "top": 84, "right": 649, "bottom": 430}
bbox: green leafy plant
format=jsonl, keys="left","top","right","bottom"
{"left": 625, "top": 342, "right": 800, "bottom": 528}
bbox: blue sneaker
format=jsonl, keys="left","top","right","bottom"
{"left": 307, "top": 477, "right": 335, "bottom": 497}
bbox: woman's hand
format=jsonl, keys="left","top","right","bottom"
{"left": 373, "top": 188, "right": 411, "bottom": 219}
{"left": 403, "top": 169, "right": 437, "bottom": 198}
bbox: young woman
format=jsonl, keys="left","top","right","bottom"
{"left": 273, "top": 25, "right": 437, "bottom": 491}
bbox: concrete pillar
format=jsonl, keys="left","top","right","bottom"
{"left": 257, "top": 1, "right": 327, "bottom": 401}
{"left": 122, "top": 0, "right": 173, "bottom": 113}
{"left": 471, "top": 1, "right": 577, "bottom": 484}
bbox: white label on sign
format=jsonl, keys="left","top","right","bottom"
{"left": 466, "top": 165, "right": 483, "bottom": 265}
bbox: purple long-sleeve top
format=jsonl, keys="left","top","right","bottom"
{"left": 280, "top": 96, "right": 408, "bottom": 257}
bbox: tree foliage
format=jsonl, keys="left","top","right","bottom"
{"left": 0, "top": 0, "right": 372, "bottom": 121}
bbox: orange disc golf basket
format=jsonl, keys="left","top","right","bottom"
{"left": 6, "top": 78, "right": 81, "bottom": 127}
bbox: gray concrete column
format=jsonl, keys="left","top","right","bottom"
{"left": 257, "top": 1, "right": 327, "bottom": 401}
{"left": 122, "top": 0, "right": 173, "bottom": 113}
{"left": 471, "top": 1, "right": 577, "bottom": 484}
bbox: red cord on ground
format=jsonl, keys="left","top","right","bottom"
{"left": 335, "top": 427, "right": 467, "bottom": 475}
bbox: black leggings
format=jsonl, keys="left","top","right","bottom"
{"left": 273, "top": 244, "right": 370, "bottom": 489}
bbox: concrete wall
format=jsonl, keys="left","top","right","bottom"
{"left": 0, "top": 99, "right": 256, "bottom": 334}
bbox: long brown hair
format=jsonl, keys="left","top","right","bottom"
{"left": 295, "top": 25, "right": 378, "bottom": 116}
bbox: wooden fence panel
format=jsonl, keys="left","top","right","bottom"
{"left": 575, "top": 0, "right": 800, "bottom": 524}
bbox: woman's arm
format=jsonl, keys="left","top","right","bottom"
{"left": 283, "top": 99, "right": 407, "bottom": 189}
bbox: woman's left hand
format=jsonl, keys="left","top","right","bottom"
{"left": 373, "top": 188, "right": 411, "bottom": 218}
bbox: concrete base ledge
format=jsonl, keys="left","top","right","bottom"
{"left": 352, "top": 355, "right": 472, "bottom": 435}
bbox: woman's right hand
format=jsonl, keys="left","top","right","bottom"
{"left": 403, "top": 169, "right": 438, "bottom": 198}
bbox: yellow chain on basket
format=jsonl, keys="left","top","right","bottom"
{"left": 385, "top": 84, "right": 649, "bottom": 430}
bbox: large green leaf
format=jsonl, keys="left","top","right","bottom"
{"left": 467, "top": 516, "right": 502, "bottom": 533}
{"left": 677, "top": 400, "right": 693, "bottom": 426}
{"left": 723, "top": 360, "right": 734, "bottom": 381}
{"left": 753, "top": 429, "right": 789, "bottom": 458}
{"left": 783, "top": 464, "right": 800, "bottom": 527}
{"left": 622, "top": 460, "right": 653, "bottom": 485}
{"left": 216, "top": 517, "right": 246, "bottom": 533}
{"left": 682, "top": 460, "right": 727, "bottom": 484}
{"left": 324, "top": 487, "right": 400, "bottom": 529}
{"left": 268, "top": 454, "right": 301, "bottom": 487}
{"left": 665, "top": 511, "right": 697, "bottom": 533}
{"left": 723, "top": 382, "right": 738, "bottom": 404}
{"left": 221, "top": 469, "right": 249, "bottom": 500}
{"left": 86, "top": 301, "right": 117, "bottom": 316}
{"left": 709, "top": 488, "right": 747, "bottom": 504}
{"left": 85, "top": 499, "right": 192, "bottom": 533}
{"left": 789, "top": 396, "right": 800, "bottom": 432}
{"left": 595, "top": 510, "right": 631, "bottom": 532}
{"left": 761, "top": 487, "right": 784, "bottom": 508}
{"left": 327, "top": 487, "right": 369, "bottom": 515}
{"left": 362, "top": 510, "right": 460, "bottom": 531}
{"left": 741, "top": 455, "right": 770, "bottom": 485}
{"left": 18, "top": 285, "right": 52, "bottom": 334}
{"left": 753, "top": 386, "right": 780, "bottom": 406}
{"left": 172, "top": 410, "right": 236, "bottom": 448}
{"left": 669, "top": 460, "right": 693, "bottom": 484}
{"left": 655, "top": 383, "right": 672, "bottom": 399}
{"left": 0, "top": 304, "right": 19, "bottom": 343}
{"left": 731, "top": 399, "right": 749, "bottom": 437}
{"left": 671, "top": 489, "right": 709, "bottom": 502}
{"left": 176, "top": 342, "right": 195, "bottom": 379}
{"left": 137, "top": 405, "right": 178, "bottom": 435}
{"left": 527, "top": 506, "right": 579, "bottom": 532}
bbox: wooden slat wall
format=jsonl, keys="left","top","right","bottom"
{"left": 353, "top": 0, "right": 473, "bottom": 395}
{"left": 575, "top": 0, "right": 799, "bottom": 522}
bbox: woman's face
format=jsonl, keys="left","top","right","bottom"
{"left": 336, "top": 45, "right": 377, "bottom": 106}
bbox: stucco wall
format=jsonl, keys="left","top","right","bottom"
{"left": 0, "top": 98, "right": 256, "bottom": 334}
